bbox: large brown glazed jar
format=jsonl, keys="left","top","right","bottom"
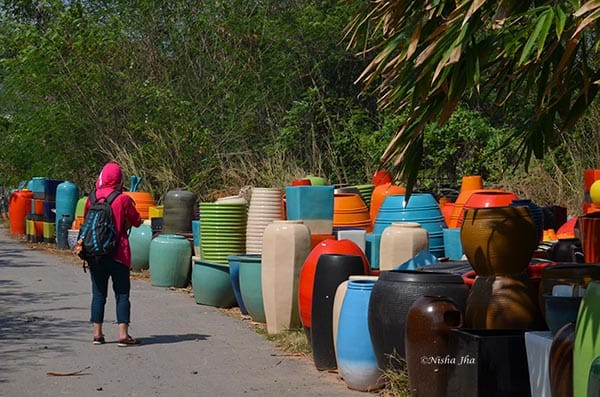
{"left": 405, "top": 295, "right": 463, "bottom": 397}
{"left": 461, "top": 206, "right": 537, "bottom": 276}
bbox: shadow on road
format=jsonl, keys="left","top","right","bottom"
{"left": 138, "top": 333, "right": 210, "bottom": 346}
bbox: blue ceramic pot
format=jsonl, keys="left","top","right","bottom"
{"left": 373, "top": 193, "right": 446, "bottom": 257}
{"left": 337, "top": 279, "right": 383, "bottom": 391}
{"left": 227, "top": 255, "right": 248, "bottom": 315}
{"left": 238, "top": 254, "right": 265, "bottom": 322}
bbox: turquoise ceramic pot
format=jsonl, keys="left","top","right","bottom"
{"left": 149, "top": 234, "right": 191, "bottom": 288}
{"left": 227, "top": 255, "right": 248, "bottom": 315}
{"left": 191, "top": 259, "right": 236, "bottom": 308}
{"left": 238, "top": 254, "right": 265, "bottom": 322}
{"left": 129, "top": 223, "right": 153, "bottom": 272}
{"left": 285, "top": 186, "right": 334, "bottom": 220}
{"left": 373, "top": 193, "right": 446, "bottom": 257}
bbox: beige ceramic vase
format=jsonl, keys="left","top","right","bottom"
{"left": 379, "top": 222, "right": 429, "bottom": 271}
{"left": 261, "top": 220, "right": 311, "bottom": 334}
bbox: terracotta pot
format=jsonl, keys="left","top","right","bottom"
{"left": 460, "top": 206, "right": 537, "bottom": 276}
{"left": 298, "top": 239, "right": 370, "bottom": 341}
{"left": 261, "top": 220, "right": 311, "bottom": 334}
{"left": 405, "top": 295, "right": 463, "bottom": 397}
{"left": 465, "top": 273, "right": 546, "bottom": 330}
{"left": 311, "top": 254, "right": 366, "bottom": 370}
{"left": 577, "top": 212, "right": 600, "bottom": 263}
{"left": 368, "top": 270, "right": 468, "bottom": 370}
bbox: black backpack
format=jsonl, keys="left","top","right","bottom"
{"left": 77, "top": 189, "right": 120, "bottom": 268}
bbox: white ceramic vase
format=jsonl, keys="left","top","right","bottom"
{"left": 379, "top": 222, "right": 429, "bottom": 271}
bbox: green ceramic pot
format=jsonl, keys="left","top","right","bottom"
{"left": 191, "top": 259, "right": 236, "bottom": 308}
{"left": 149, "top": 234, "right": 191, "bottom": 288}
{"left": 238, "top": 254, "right": 265, "bottom": 323}
{"left": 129, "top": 223, "right": 153, "bottom": 272}
{"left": 574, "top": 280, "right": 600, "bottom": 395}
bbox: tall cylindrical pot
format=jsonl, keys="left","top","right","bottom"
{"left": 405, "top": 295, "right": 463, "bottom": 397}
{"left": 54, "top": 181, "right": 79, "bottom": 235}
{"left": 162, "top": 190, "right": 197, "bottom": 234}
{"left": 379, "top": 222, "right": 429, "bottom": 271}
{"left": 311, "top": 254, "right": 366, "bottom": 371}
{"left": 261, "top": 220, "right": 311, "bottom": 334}
{"left": 333, "top": 275, "right": 379, "bottom": 358}
{"left": 368, "top": 270, "right": 468, "bottom": 371}
{"left": 336, "top": 279, "right": 383, "bottom": 392}
{"left": 129, "top": 223, "right": 153, "bottom": 272}
{"left": 298, "top": 239, "right": 370, "bottom": 343}
{"left": 238, "top": 254, "right": 265, "bottom": 322}
{"left": 9, "top": 190, "right": 33, "bottom": 235}
{"left": 578, "top": 212, "right": 600, "bottom": 263}
{"left": 149, "top": 234, "right": 192, "bottom": 288}
{"left": 56, "top": 214, "right": 72, "bottom": 250}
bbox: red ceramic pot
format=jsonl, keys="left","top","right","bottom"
{"left": 298, "top": 239, "right": 370, "bottom": 341}
{"left": 578, "top": 212, "right": 600, "bottom": 263}
{"left": 373, "top": 170, "right": 393, "bottom": 186}
{"left": 457, "top": 191, "right": 518, "bottom": 227}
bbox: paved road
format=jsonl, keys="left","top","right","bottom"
{"left": 0, "top": 225, "right": 366, "bottom": 397}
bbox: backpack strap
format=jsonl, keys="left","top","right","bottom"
{"left": 106, "top": 190, "right": 121, "bottom": 205}
{"left": 89, "top": 189, "right": 98, "bottom": 205}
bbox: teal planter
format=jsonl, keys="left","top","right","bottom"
{"left": 129, "top": 223, "right": 153, "bottom": 272}
{"left": 149, "top": 234, "right": 191, "bottom": 288}
{"left": 191, "top": 259, "right": 236, "bottom": 308}
{"left": 238, "top": 254, "right": 265, "bottom": 322}
{"left": 285, "top": 185, "right": 334, "bottom": 235}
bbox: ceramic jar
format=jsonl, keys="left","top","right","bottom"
{"left": 367, "top": 270, "right": 469, "bottom": 370}
{"left": 238, "top": 254, "right": 265, "bottom": 323}
{"left": 461, "top": 206, "right": 537, "bottom": 276}
{"left": 162, "top": 189, "right": 197, "bottom": 234}
{"left": 511, "top": 198, "right": 544, "bottom": 242}
{"left": 405, "top": 295, "right": 463, "bottom": 397}
{"left": 285, "top": 185, "right": 334, "bottom": 235}
{"left": 549, "top": 322, "right": 575, "bottom": 397}
{"left": 465, "top": 273, "right": 545, "bottom": 329}
{"left": 261, "top": 220, "right": 311, "bottom": 334}
{"left": 369, "top": 183, "right": 406, "bottom": 223}
{"left": 149, "top": 234, "right": 192, "bottom": 288}
{"left": 547, "top": 238, "right": 583, "bottom": 263}
{"left": 310, "top": 254, "right": 366, "bottom": 371}
{"left": 379, "top": 222, "right": 429, "bottom": 271}
{"left": 129, "top": 223, "right": 153, "bottom": 272}
{"left": 55, "top": 181, "right": 79, "bottom": 235}
{"left": 8, "top": 190, "right": 33, "bottom": 235}
{"left": 298, "top": 239, "right": 370, "bottom": 342}
{"left": 227, "top": 255, "right": 248, "bottom": 315}
{"left": 333, "top": 275, "right": 379, "bottom": 357}
{"left": 336, "top": 279, "right": 383, "bottom": 392}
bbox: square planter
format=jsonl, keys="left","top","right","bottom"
{"left": 446, "top": 329, "right": 531, "bottom": 397}
{"left": 285, "top": 186, "right": 334, "bottom": 234}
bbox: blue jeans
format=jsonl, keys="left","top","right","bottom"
{"left": 89, "top": 258, "right": 131, "bottom": 324}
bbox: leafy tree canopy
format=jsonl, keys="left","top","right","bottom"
{"left": 346, "top": 0, "right": 600, "bottom": 193}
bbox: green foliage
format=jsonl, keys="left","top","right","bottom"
{"left": 346, "top": 0, "right": 600, "bottom": 196}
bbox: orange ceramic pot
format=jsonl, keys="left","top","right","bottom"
{"left": 298, "top": 239, "right": 370, "bottom": 342}
{"left": 9, "top": 190, "right": 33, "bottom": 235}
{"left": 369, "top": 183, "right": 406, "bottom": 224}
{"left": 460, "top": 175, "right": 484, "bottom": 191}
{"left": 333, "top": 193, "right": 371, "bottom": 231}
{"left": 125, "top": 191, "right": 156, "bottom": 219}
{"left": 461, "top": 206, "right": 537, "bottom": 276}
